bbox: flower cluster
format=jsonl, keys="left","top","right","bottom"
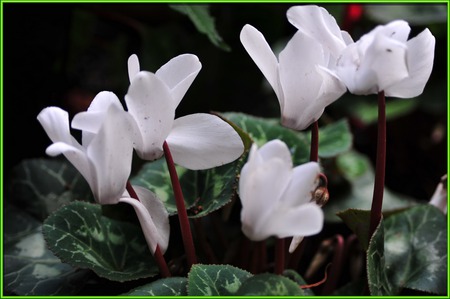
{"left": 38, "top": 54, "right": 245, "bottom": 255}
{"left": 241, "top": 5, "right": 435, "bottom": 130}
{"left": 36, "top": 4, "right": 437, "bottom": 282}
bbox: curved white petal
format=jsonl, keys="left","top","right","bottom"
{"left": 166, "top": 113, "right": 244, "bottom": 170}
{"left": 278, "top": 31, "right": 324, "bottom": 129}
{"left": 119, "top": 185, "right": 170, "bottom": 253}
{"left": 240, "top": 158, "right": 292, "bottom": 241}
{"left": 125, "top": 71, "right": 175, "bottom": 161}
{"left": 376, "top": 20, "right": 411, "bottom": 43}
{"left": 289, "top": 236, "right": 305, "bottom": 253}
{"left": 128, "top": 54, "right": 140, "bottom": 83}
{"left": 86, "top": 105, "right": 134, "bottom": 204}
{"left": 240, "top": 24, "right": 283, "bottom": 106}
{"left": 280, "top": 161, "right": 320, "bottom": 208}
{"left": 45, "top": 142, "right": 93, "bottom": 195}
{"left": 287, "top": 5, "right": 347, "bottom": 55}
{"left": 262, "top": 202, "right": 324, "bottom": 239}
{"left": 292, "top": 66, "right": 346, "bottom": 130}
{"left": 37, "top": 107, "right": 81, "bottom": 149}
{"left": 363, "top": 33, "right": 408, "bottom": 92}
{"left": 258, "top": 139, "right": 292, "bottom": 168}
{"left": 72, "top": 91, "right": 125, "bottom": 146}
{"left": 385, "top": 29, "right": 435, "bottom": 98}
{"left": 155, "top": 54, "right": 202, "bottom": 108}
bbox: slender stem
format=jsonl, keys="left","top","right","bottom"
{"left": 368, "top": 91, "right": 386, "bottom": 238}
{"left": 310, "top": 121, "right": 319, "bottom": 162}
{"left": 126, "top": 181, "right": 139, "bottom": 200}
{"left": 126, "top": 182, "right": 171, "bottom": 277}
{"left": 287, "top": 237, "right": 307, "bottom": 270}
{"left": 274, "top": 238, "right": 285, "bottom": 275}
{"left": 321, "top": 235, "right": 345, "bottom": 295}
{"left": 163, "top": 141, "right": 197, "bottom": 268}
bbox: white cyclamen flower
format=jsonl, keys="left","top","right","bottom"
{"left": 238, "top": 139, "right": 324, "bottom": 252}
{"left": 335, "top": 20, "right": 435, "bottom": 97}
{"left": 37, "top": 93, "right": 170, "bottom": 253}
{"left": 126, "top": 54, "right": 244, "bottom": 170}
{"left": 240, "top": 12, "right": 347, "bottom": 130}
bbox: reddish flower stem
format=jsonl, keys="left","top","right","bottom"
{"left": 126, "top": 182, "right": 171, "bottom": 277}
{"left": 368, "top": 91, "right": 386, "bottom": 239}
{"left": 163, "top": 141, "right": 197, "bottom": 268}
{"left": 321, "top": 235, "right": 345, "bottom": 295}
{"left": 310, "top": 121, "right": 319, "bottom": 162}
{"left": 274, "top": 238, "right": 286, "bottom": 275}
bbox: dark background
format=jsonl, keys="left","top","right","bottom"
{"left": 3, "top": 3, "right": 447, "bottom": 201}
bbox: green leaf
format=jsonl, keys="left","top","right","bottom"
{"left": 188, "top": 264, "right": 252, "bottom": 296}
{"left": 367, "top": 205, "right": 447, "bottom": 295}
{"left": 187, "top": 159, "right": 243, "bottom": 218}
{"left": 316, "top": 119, "right": 352, "bottom": 158}
{"left": 282, "top": 269, "right": 315, "bottom": 296}
{"left": 125, "top": 277, "right": 188, "bottom": 296}
{"left": 42, "top": 201, "right": 159, "bottom": 282}
{"left": 9, "top": 158, "right": 94, "bottom": 221}
{"left": 336, "top": 209, "right": 371, "bottom": 250}
{"left": 351, "top": 99, "right": 419, "bottom": 125}
{"left": 131, "top": 157, "right": 241, "bottom": 218}
{"left": 4, "top": 203, "right": 90, "bottom": 295}
{"left": 336, "top": 150, "right": 371, "bottom": 181}
{"left": 236, "top": 273, "right": 304, "bottom": 296}
{"left": 221, "top": 112, "right": 310, "bottom": 165}
{"left": 130, "top": 159, "right": 196, "bottom": 215}
{"left": 169, "top": 5, "right": 230, "bottom": 51}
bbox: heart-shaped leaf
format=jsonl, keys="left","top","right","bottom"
{"left": 236, "top": 273, "right": 304, "bottom": 296}
{"left": 9, "top": 158, "right": 94, "bottom": 221}
{"left": 125, "top": 277, "right": 188, "bottom": 296}
{"left": 188, "top": 264, "right": 252, "bottom": 296}
{"left": 367, "top": 204, "right": 447, "bottom": 295}
{"left": 316, "top": 119, "right": 352, "bottom": 158}
{"left": 43, "top": 201, "right": 159, "bottom": 282}
{"left": 4, "top": 203, "right": 90, "bottom": 295}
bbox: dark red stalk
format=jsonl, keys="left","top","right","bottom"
{"left": 126, "top": 182, "right": 171, "bottom": 277}
{"left": 310, "top": 121, "right": 319, "bottom": 162}
{"left": 321, "top": 235, "right": 345, "bottom": 295}
{"left": 368, "top": 91, "right": 386, "bottom": 239}
{"left": 163, "top": 141, "right": 197, "bottom": 268}
{"left": 274, "top": 238, "right": 286, "bottom": 275}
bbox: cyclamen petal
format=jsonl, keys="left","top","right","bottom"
{"left": 119, "top": 185, "right": 170, "bottom": 253}
{"left": 336, "top": 20, "right": 435, "bottom": 97}
{"left": 287, "top": 5, "right": 349, "bottom": 57}
{"left": 125, "top": 54, "right": 244, "bottom": 170}
{"left": 38, "top": 99, "right": 135, "bottom": 205}
{"left": 239, "top": 140, "right": 324, "bottom": 241}
{"left": 241, "top": 9, "right": 346, "bottom": 131}
{"left": 125, "top": 71, "right": 175, "bottom": 161}
{"left": 155, "top": 54, "right": 202, "bottom": 108}
{"left": 384, "top": 28, "right": 435, "bottom": 98}
{"left": 166, "top": 113, "right": 244, "bottom": 170}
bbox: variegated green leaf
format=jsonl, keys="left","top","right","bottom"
{"left": 42, "top": 201, "right": 159, "bottom": 282}
{"left": 367, "top": 205, "right": 447, "bottom": 295}
{"left": 9, "top": 158, "right": 94, "bottom": 221}
{"left": 236, "top": 273, "right": 304, "bottom": 296}
{"left": 188, "top": 264, "right": 252, "bottom": 296}
{"left": 125, "top": 277, "right": 188, "bottom": 296}
{"left": 221, "top": 112, "right": 310, "bottom": 165}
{"left": 4, "top": 203, "right": 90, "bottom": 295}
